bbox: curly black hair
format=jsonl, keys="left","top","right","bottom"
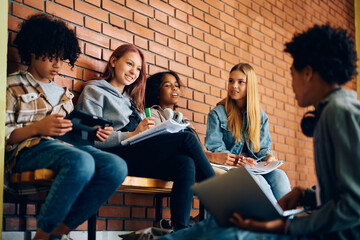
{"left": 145, "top": 71, "right": 182, "bottom": 108}
{"left": 284, "top": 23, "right": 357, "bottom": 85}
{"left": 13, "top": 14, "right": 81, "bottom": 67}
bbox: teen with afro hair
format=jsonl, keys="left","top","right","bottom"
{"left": 6, "top": 14, "right": 128, "bottom": 240}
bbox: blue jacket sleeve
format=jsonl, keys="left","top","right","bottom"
{"left": 205, "top": 109, "right": 231, "bottom": 153}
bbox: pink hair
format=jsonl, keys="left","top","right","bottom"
{"left": 102, "top": 44, "right": 147, "bottom": 112}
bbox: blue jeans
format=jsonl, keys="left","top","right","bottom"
{"left": 157, "top": 216, "right": 313, "bottom": 240}
{"left": 14, "top": 140, "right": 128, "bottom": 233}
{"left": 254, "top": 169, "right": 291, "bottom": 203}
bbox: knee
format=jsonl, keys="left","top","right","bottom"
{"left": 174, "top": 156, "right": 196, "bottom": 181}
{"left": 104, "top": 155, "right": 128, "bottom": 185}
{"left": 270, "top": 169, "right": 290, "bottom": 183}
{"left": 62, "top": 151, "right": 96, "bottom": 183}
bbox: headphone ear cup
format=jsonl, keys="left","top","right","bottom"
{"left": 173, "top": 111, "right": 183, "bottom": 123}
{"left": 301, "top": 111, "right": 316, "bottom": 137}
{"left": 164, "top": 108, "right": 174, "bottom": 120}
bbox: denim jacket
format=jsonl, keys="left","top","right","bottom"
{"left": 205, "top": 105, "right": 272, "bottom": 160}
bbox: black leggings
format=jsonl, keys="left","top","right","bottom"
{"left": 104, "top": 131, "right": 215, "bottom": 229}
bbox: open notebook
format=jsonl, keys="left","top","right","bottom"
{"left": 121, "top": 118, "right": 189, "bottom": 145}
{"left": 192, "top": 166, "right": 303, "bottom": 227}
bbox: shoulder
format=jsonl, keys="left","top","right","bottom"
{"left": 209, "top": 105, "right": 226, "bottom": 117}
{"left": 322, "top": 90, "right": 360, "bottom": 124}
{"left": 259, "top": 109, "right": 268, "bottom": 120}
{"left": 7, "top": 71, "right": 27, "bottom": 85}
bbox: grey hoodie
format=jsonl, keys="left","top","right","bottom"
{"left": 76, "top": 79, "right": 144, "bottom": 148}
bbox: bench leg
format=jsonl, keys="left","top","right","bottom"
{"left": 88, "top": 214, "right": 96, "bottom": 240}
{"left": 199, "top": 202, "right": 205, "bottom": 221}
{"left": 154, "top": 195, "right": 163, "bottom": 225}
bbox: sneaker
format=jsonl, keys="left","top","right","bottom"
{"left": 60, "top": 235, "right": 73, "bottom": 240}
{"left": 159, "top": 218, "right": 172, "bottom": 230}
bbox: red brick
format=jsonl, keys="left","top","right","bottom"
{"left": 175, "top": 52, "right": 187, "bottom": 65}
{"left": 205, "top": 74, "right": 225, "bottom": 89}
{"left": 194, "top": 91, "right": 204, "bottom": 102}
{"left": 26, "top": 217, "right": 37, "bottom": 229}
{"left": 155, "top": 10, "right": 168, "bottom": 24}
{"left": 147, "top": 208, "right": 156, "bottom": 219}
{"left": 134, "top": 36, "right": 148, "bottom": 50}
{"left": 103, "top": 23, "right": 133, "bottom": 43}
{"left": 85, "top": 16, "right": 101, "bottom": 32}
{"left": 5, "top": 218, "right": 20, "bottom": 230}
{"left": 219, "top": 12, "right": 238, "bottom": 28}
{"left": 193, "top": 8, "right": 204, "bottom": 20}
{"left": 193, "top": 49, "right": 204, "bottom": 61}
{"left": 205, "top": 0, "right": 224, "bottom": 11}
{"left": 110, "top": 14, "right": 125, "bottom": 29}
{"left": 60, "top": 64, "right": 83, "bottom": 80}
{"left": 131, "top": 207, "right": 146, "bottom": 218}
{"left": 175, "top": 9, "right": 187, "bottom": 22}
{"left": 76, "top": 27, "right": 109, "bottom": 48}
{"left": 84, "top": 43, "right": 102, "bottom": 59}
{"left": 220, "top": 51, "right": 239, "bottom": 65}
{"left": 188, "top": 36, "right": 210, "bottom": 53}
{"left": 134, "top": 12, "right": 148, "bottom": 27}
{"left": 55, "top": 0, "right": 73, "bottom": 8}
{"left": 103, "top": 0, "right": 133, "bottom": 21}
{"left": 204, "top": 14, "right": 225, "bottom": 31}
{"left": 125, "top": 194, "right": 154, "bottom": 207}
{"left": 169, "top": 61, "right": 193, "bottom": 77}
{"left": 155, "top": 32, "right": 168, "bottom": 46}
{"left": 24, "top": 0, "right": 44, "bottom": 10}
{"left": 8, "top": 15, "right": 21, "bottom": 32}
{"left": 126, "top": 0, "right": 154, "bottom": 18}
{"left": 188, "top": 58, "right": 210, "bottom": 73}
{"left": 149, "top": 0, "right": 175, "bottom": 16}
{"left": 168, "top": 17, "right": 192, "bottom": 35}
{"left": 108, "top": 220, "right": 123, "bottom": 230}
{"left": 125, "top": 220, "right": 153, "bottom": 231}
{"left": 193, "top": 28, "right": 204, "bottom": 40}
{"left": 188, "top": 0, "right": 209, "bottom": 13}
{"left": 12, "top": 2, "right": 41, "bottom": 20}
{"left": 108, "top": 193, "right": 124, "bottom": 205}
{"left": 99, "top": 206, "right": 130, "bottom": 218}
{"left": 155, "top": 55, "right": 169, "bottom": 69}
{"left": 149, "top": 41, "right": 174, "bottom": 60}
{"left": 169, "top": 0, "right": 192, "bottom": 14}
{"left": 126, "top": 21, "right": 154, "bottom": 40}
{"left": 192, "top": 122, "right": 207, "bottom": 135}
{"left": 188, "top": 16, "right": 210, "bottom": 33}
{"left": 77, "top": 54, "right": 106, "bottom": 73}
{"left": 210, "top": 86, "right": 221, "bottom": 98}
{"left": 149, "top": 19, "right": 175, "bottom": 38}
{"left": 188, "top": 79, "right": 210, "bottom": 94}
{"left": 54, "top": 76, "right": 72, "bottom": 90}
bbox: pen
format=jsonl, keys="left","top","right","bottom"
{"left": 145, "top": 108, "right": 151, "bottom": 117}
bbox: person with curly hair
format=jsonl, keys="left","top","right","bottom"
{"left": 157, "top": 23, "right": 359, "bottom": 240}
{"left": 6, "top": 14, "right": 128, "bottom": 240}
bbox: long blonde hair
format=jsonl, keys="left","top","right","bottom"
{"left": 225, "top": 63, "right": 261, "bottom": 152}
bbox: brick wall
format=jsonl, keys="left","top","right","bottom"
{"left": 5, "top": 0, "right": 356, "bottom": 232}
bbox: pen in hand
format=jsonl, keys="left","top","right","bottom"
{"left": 145, "top": 108, "right": 151, "bottom": 118}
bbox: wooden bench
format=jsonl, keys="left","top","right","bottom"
{"left": 5, "top": 169, "right": 180, "bottom": 240}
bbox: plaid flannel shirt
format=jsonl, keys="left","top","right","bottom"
{"left": 5, "top": 71, "right": 74, "bottom": 194}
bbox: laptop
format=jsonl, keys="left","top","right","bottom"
{"left": 191, "top": 166, "right": 303, "bottom": 227}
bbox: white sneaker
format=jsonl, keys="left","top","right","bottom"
{"left": 60, "top": 235, "right": 73, "bottom": 240}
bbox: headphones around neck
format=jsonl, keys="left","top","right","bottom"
{"left": 164, "top": 108, "right": 183, "bottom": 123}
{"left": 300, "top": 100, "right": 329, "bottom": 137}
